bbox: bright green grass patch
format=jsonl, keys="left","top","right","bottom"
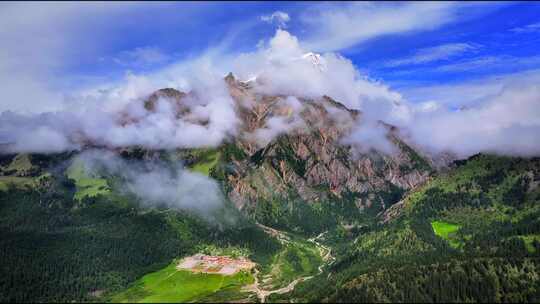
{"left": 519, "top": 235, "right": 540, "bottom": 253}
{"left": 188, "top": 149, "right": 221, "bottom": 176}
{"left": 72, "top": 178, "right": 109, "bottom": 201}
{"left": 0, "top": 176, "right": 35, "bottom": 191}
{"left": 66, "top": 159, "right": 110, "bottom": 201}
{"left": 6, "top": 154, "right": 33, "bottom": 174}
{"left": 431, "top": 220, "right": 462, "bottom": 248}
{"left": 264, "top": 234, "right": 323, "bottom": 289}
{"left": 110, "top": 263, "right": 254, "bottom": 303}
{"left": 0, "top": 173, "right": 53, "bottom": 192}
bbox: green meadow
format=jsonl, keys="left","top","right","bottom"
{"left": 110, "top": 263, "right": 254, "bottom": 303}
{"left": 188, "top": 149, "right": 221, "bottom": 176}
{"left": 263, "top": 234, "right": 323, "bottom": 290}
{"left": 519, "top": 235, "right": 540, "bottom": 253}
{"left": 431, "top": 220, "right": 462, "bottom": 248}
{"left": 66, "top": 159, "right": 110, "bottom": 201}
{"left": 0, "top": 176, "right": 35, "bottom": 191}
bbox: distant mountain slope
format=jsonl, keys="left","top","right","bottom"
{"left": 0, "top": 153, "right": 280, "bottom": 303}
{"left": 136, "top": 75, "right": 436, "bottom": 235}
{"left": 5, "top": 74, "right": 511, "bottom": 303}
{"left": 283, "top": 154, "right": 540, "bottom": 302}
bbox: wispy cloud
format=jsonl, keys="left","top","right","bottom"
{"left": 436, "top": 55, "right": 540, "bottom": 72}
{"left": 510, "top": 21, "right": 540, "bottom": 33}
{"left": 0, "top": 2, "right": 156, "bottom": 113}
{"left": 112, "top": 46, "right": 171, "bottom": 68}
{"left": 298, "top": 2, "right": 487, "bottom": 52}
{"left": 404, "top": 69, "right": 540, "bottom": 157}
{"left": 401, "top": 68, "right": 540, "bottom": 107}
{"left": 1, "top": 2, "right": 540, "bottom": 160}
{"left": 385, "top": 43, "right": 478, "bottom": 67}
{"left": 260, "top": 11, "right": 290, "bottom": 28}
{"left": 75, "top": 150, "right": 228, "bottom": 220}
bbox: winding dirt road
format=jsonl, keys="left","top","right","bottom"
{"left": 243, "top": 224, "right": 334, "bottom": 303}
{"left": 309, "top": 231, "right": 336, "bottom": 271}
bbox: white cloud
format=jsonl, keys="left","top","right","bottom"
{"left": 400, "top": 69, "right": 540, "bottom": 158}
{"left": 249, "top": 96, "right": 306, "bottom": 147}
{"left": 0, "top": 28, "right": 408, "bottom": 155}
{"left": 0, "top": 2, "right": 146, "bottom": 114}
{"left": 0, "top": 63, "right": 239, "bottom": 153}
{"left": 0, "top": 3, "right": 247, "bottom": 153}
{"left": 406, "top": 82, "right": 540, "bottom": 158}
{"left": 229, "top": 29, "right": 411, "bottom": 153}
{"left": 510, "top": 21, "right": 540, "bottom": 33}
{"left": 385, "top": 43, "right": 478, "bottom": 67}
{"left": 113, "top": 46, "right": 171, "bottom": 68}
{"left": 342, "top": 121, "right": 398, "bottom": 155}
{"left": 299, "top": 2, "right": 468, "bottom": 52}
{"left": 260, "top": 11, "right": 290, "bottom": 28}
{"left": 231, "top": 30, "right": 405, "bottom": 121}
{"left": 1, "top": 11, "right": 540, "bottom": 162}
{"left": 401, "top": 68, "right": 540, "bottom": 107}
{"left": 436, "top": 55, "right": 540, "bottom": 72}
{"left": 0, "top": 2, "right": 195, "bottom": 114}
{"left": 75, "top": 150, "right": 227, "bottom": 220}
{"left": 415, "top": 101, "right": 441, "bottom": 113}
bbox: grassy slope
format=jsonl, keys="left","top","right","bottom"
{"left": 5, "top": 154, "right": 33, "bottom": 173}
{"left": 0, "top": 151, "right": 283, "bottom": 303}
{"left": 431, "top": 220, "right": 461, "bottom": 248}
{"left": 66, "top": 159, "right": 110, "bottom": 201}
{"left": 186, "top": 149, "right": 221, "bottom": 176}
{"left": 520, "top": 235, "right": 540, "bottom": 253}
{"left": 264, "top": 234, "right": 323, "bottom": 289}
{"left": 0, "top": 176, "right": 35, "bottom": 191}
{"left": 111, "top": 230, "right": 323, "bottom": 302}
{"left": 110, "top": 263, "right": 253, "bottom": 303}
{"left": 0, "top": 154, "right": 36, "bottom": 191}
{"left": 289, "top": 154, "right": 540, "bottom": 302}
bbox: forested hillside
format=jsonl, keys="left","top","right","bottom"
{"left": 3, "top": 2, "right": 540, "bottom": 302}
{"left": 1, "top": 85, "right": 539, "bottom": 303}
{"left": 283, "top": 154, "right": 540, "bottom": 302}
{"left": 0, "top": 153, "right": 280, "bottom": 302}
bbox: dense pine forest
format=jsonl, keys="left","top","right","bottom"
{"left": 2, "top": 150, "right": 539, "bottom": 303}
{"left": 0, "top": 153, "right": 280, "bottom": 302}
{"left": 278, "top": 154, "right": 540, "bottom": 303}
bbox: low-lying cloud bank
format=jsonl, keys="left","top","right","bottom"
{"left": 74, "top": 150, "right": 227, "bottom": 219}
{"left": 0, "top": 69, "right": 238, "bottom": 153}
{"left": 1, "top": 29, "right": 539, "bottom": 160}
{"left": 406, "top": 81, "right": 540, "bottom": 158}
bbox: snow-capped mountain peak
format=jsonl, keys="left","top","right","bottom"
{"left": 237, "top": 52, "right": 326, "bottom": 84}
{"left": 301, "top": 52, "right": 326, "bottom": 71}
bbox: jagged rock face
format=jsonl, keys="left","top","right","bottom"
{"left": 133, "top": 76, "right": 434, "bottom": 218}
{"left": 145, "top": 88, "right": 187, "bottom": 111}
{"left": 219, "top": 76, "right": 433, "bottom": 217}
{"left": 122, "top": 76, "right": 434, "bottom": 224}
{"left": 0, "top": 74, "right": 436, "bottom": 232}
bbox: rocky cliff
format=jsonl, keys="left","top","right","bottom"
{"left": 135, "top": 74, "right": 437, "bottom": 233}
{"left": 0, "top": 73, "right": 440, "bottom": 234}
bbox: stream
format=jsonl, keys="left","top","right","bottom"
{"left": 242, "top": 224, "right": 334, "bottom": 303}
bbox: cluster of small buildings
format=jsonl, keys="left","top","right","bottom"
{"left": 177, "top": 254, "right": 256, "bottom": 275}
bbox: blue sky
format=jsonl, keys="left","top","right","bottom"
{"left": 85, "top": 2, "right": 540, "bottom": 82}
{"left": 72, "top": 2, "right": 540, "bottom": 88}
{"left": 360, "top": 2, "right": 540, "bottom": 87}
{"left": 2, "top": 1, "right": 540, "bottom": 157}
{"left": 2, "top": 1, "right": 540, "bottom": 110}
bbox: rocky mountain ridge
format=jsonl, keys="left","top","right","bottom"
{"left": 0, "top": 73, "right": 445, "bottom": 233}
{"left": 127, "top": 73, "right": 439, "bottom": 232}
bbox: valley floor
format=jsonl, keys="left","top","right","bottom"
{"left": 108, "top": 224, "right": 331, "bottom": 303}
